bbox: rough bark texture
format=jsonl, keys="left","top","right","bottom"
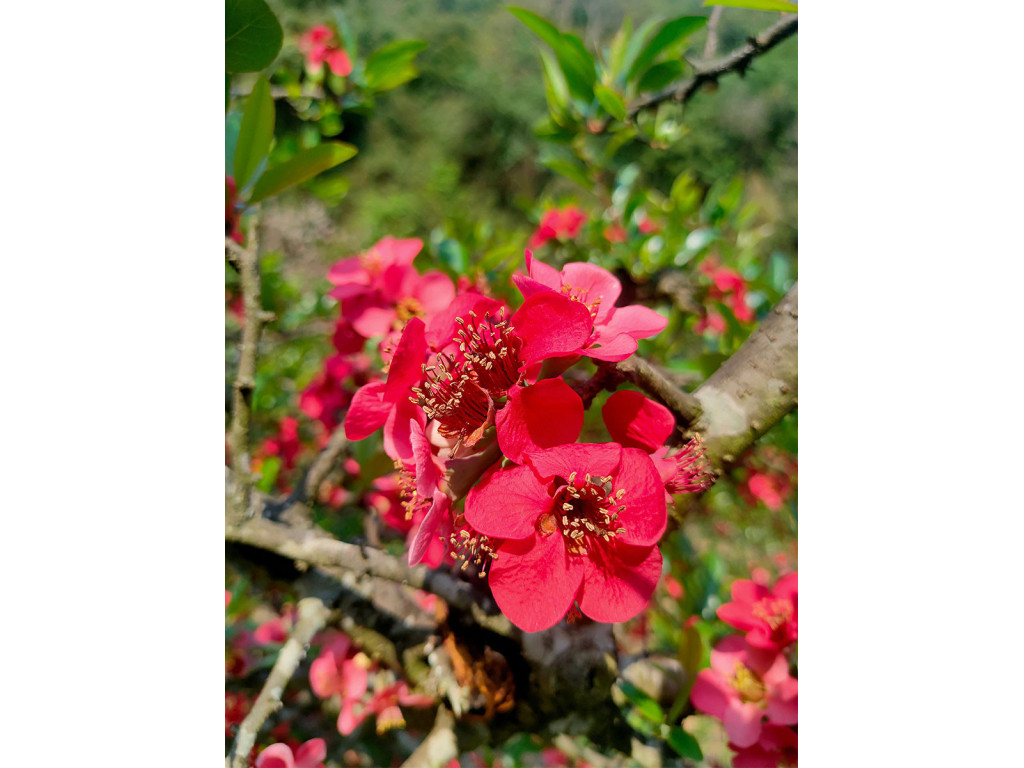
{"left": 693, "top": 282, "right": 798, "bottom": 467}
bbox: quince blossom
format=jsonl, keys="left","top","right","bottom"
{"left": 309, "top": 633, "right": 370, "bottom": 736}
{"left": 513, "top": 250, "right": 667, "bottom": 362}
{"left": 528, "top": 206, "right": 586, "bottom": 249}
{"left": 717, "top": 573, "right": 798, "bottom": 652}
{"left": 255, "top": 738, "right": 327, "bottom": 768}
{"left": 298, "top": 25, "right": 352, "bottom": 77}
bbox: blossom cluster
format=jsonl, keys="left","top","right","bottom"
{"left": 338, "top": 239, "right": 716, "bottom": 632}
{"left": 691, "top": 572, "right": 798, "bottom": 767}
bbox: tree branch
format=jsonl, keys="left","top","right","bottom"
{"left": 227, "top": 223, "right": 272, "bottom": 517}
{"left": 627, "top": 15, "right": 797, "bottom": 117}
{"left": 287, "top": 424, "right": 349, "bottom": 509}
{"left": 693, "top": 281, "right": 797, "bottom": 467}
{"left": 226, "top": 596, "right": 331, "bottom": 768}
{"left": 607, "top": 356, "right": 703, "bottom": 427}
{"left": 400, "top": 706, "right": 458, "bottom": 768}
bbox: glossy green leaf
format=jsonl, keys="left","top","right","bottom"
{"left": 233, "top": 75, "right": 275, "bottom": 190}
{"left": 364, "top": 40, "right": 427, "bottom": 92}
{"left": 248, "top": 143, "right": 357, "bottom": 203}
{"left": 636, "top": 59, "right": 685, "bottom": 92}
{"left": 539, "top": 49, "right": 570, "bottom": 123}
{"left": 618, "top": 17, "right": 663, "bottom": 84}
{"left": 618, "top": 680, "right": 665, "bottom": 723}
{"left": 704, "top": 0, "right": 797, "bottom": 11}
{"left": 594, "top": 83, "right": 626, "bottom": 122}
{"left": 665, "top": 725, "right": 703, "bottom": 760}
{"left": 225, "top": 111, "right": 242, "bottom": 177}
{"left": 225, "top": 0, "right": 283, "bottom": 73}
{"left": 628, "top": 16, "right": 707, "bottom": 82}
{"left": 542, "top": 159, "right": 591, "bottom": 190}
{"left": 438, "top": 239, "right": 468, "bottom": 273}
{"left": 508, "top": 8, "right": 595, "bottom": 101}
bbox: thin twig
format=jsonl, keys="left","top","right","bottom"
{"left": 288, "top": 425, "right": 349, "bottom": 508}
{"left": 609, "top": 356, "right": 704, "bottom": 427}
{"left": 703, "top": 6, "right": 724, "bottom": 59}
{"left": 226, "top": 597, "right": 331, "bottom": 768}
{"left": 628, "top": 15, "right": 797, "bottom": 117}
{"left": 227, "top": 222, "right": 271, "bottom": 517}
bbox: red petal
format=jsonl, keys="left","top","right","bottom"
{"left": 510, "top": 292, "right": 593, "bottom": 364}
{"left": 425, "top": 293, "right": 502, "bottom": 351}
{"left": 512, "top": 273, "right": 554, "bottom": 301}
{"left": 344, "top": 382, "right": 389, "bottom": 440}
{"left": 488, "top": 532, "right": 584, "bottom": 631}
{"left": 526, "top": 442, "right": 622, "bottom": 482}
{"left": 731, "top": 579, "right": 770, "bottom": 605}
{"left": 602, "top": 390, "right": 675, "bottom": 453}
{"left": 464, "top": 465, "right": 550, "bottom": 540}
{"left": 600, "top": 303, "right": 667, "bottom": 340}
{"left": 414, "top": 272, "right": 456, "bottom": 316}
{"left": 561, "top": 262, "right": 621, "bottom": 323}
{"left": 255, "top": 744, "right": 294, "bottom": 768}
{"left": 578, "top": 542, "right": 661, "bottom": 623}
{"left": 382, "top": 397, "right": 424, "bottom": 464}
{"left": 774, "top": 572, "right": 798, "bottom": 604}
{"left": 408, "top": 491, "right": 451, "bottom": 566}
{"left": 611, "top": 448, "right": 668, "bottom": 547}
{"left": 581, "top": 332, "right": 639, "bottom": 362}
{"left": 690, "top": 669, "right": 732, "bottom": 719}
{"left": 525, "top": 249, "right": 562, "bottom": 287}
{"left": 384, "top": 318, "right": 427, "bottom": 403}
{"left": 325, "top": 48, "right": 353, "bottom": 77}
{"left": 717, "top": 602, "right": 760, "bottom": 632}
{"left": 497, "top": 378, "right": 584, "bottom": 463}
{"left": 295, "top": 738, "right": 327, "bottom": 768}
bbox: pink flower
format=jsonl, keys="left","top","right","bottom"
{"left": 464, "top": 442, "right": 667, "bottom": 631}
{"left": 299, "top": 355, "right": 357, "bottom": 433}
{"left": 637, "top": 215, "right": 660, "bottom": 235}
{"left": 298, "top": 25, "right": 352, "bottom": 77}
{"left": 253, "top": 604, "right": 296, "bottom": 645}
{"left": 698, "top": 258, "right": 754, "bottom": 333}
{"left": 309, "top": 634, "right": 370, "bottom": 736}
{"left": 730, "top": 724, "right": 798, "bottom": 768}
{"left": 513, "top": 250, "right": 667, "bottom": 362}
{"left": 717, "top": 573, "right": 797, "bottom": 652}
{"left": 258, "top": 417, "right": 304, "bottom": 473}
{"left": 690, "top": 636, "right": 797, "bottom": 748}
{"left": 345, "top": 680, "right": 435, "bottom": 735}
{"left": 601, "top": 390, "right": 714, "bottom": 497}
{"left": 738, "top": 448, "right": 797, "bottom": 511}
{"left": 528, "top": 206, "right": 587, "bottom": 249}
{"left": 256, "top": 738, "right": 327, "bottom": 768}
{"left": 226, "top": 176, "right": 243, "bottom": 244}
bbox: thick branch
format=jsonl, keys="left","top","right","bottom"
{"left": 227, "top": 223, "right": 271, "bottom": 516}
{"left": 628, "top": 15, "right": 797, "bottom": 117}
{"left": 609, "top": 357, "right": 703, "bottom": 426}
{"left": 226, "top": 597, "right": 331, "bottom": 768}
{"left": 693, "top": 282, "right": 797, "bottom": 467}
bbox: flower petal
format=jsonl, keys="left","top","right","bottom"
{"left": 525, "top": 249, "right": 562, "bottom": 288}
{"left": 488, "top": 532, "right": 584, "bottom": 632}
{"left": 561, "top": 262, "right": 621, "bottom": 323}
{"left": 581, "top": 332, "right": 639, "bottom": 362}
{"left": 384, "top": 317, "right": 427, "bottom": 403}
{"left": 325, "top": 48, "right": 353, "bottom": 77}
{"left": 255, "top": 744, "right": 294, "bottom": 768}
{"left": 602, "top": 390, "right": 675, "bottom": 453}
{"left": 526, "top": 442, "right": 622, "bottom": 483}
{"left": 578, "top": 542, "right": 661, "bottom": 623}
{"left": 510, "top": 292, "right": 593, "bottom": 364}
{"left": 731, "top": 579, "right": 770, "bottom": 605}
{"left": 497, "top": 378, "right": 584, "bottom": 463}
{"left": 408, "top": 491, "right": 451, "bottom": 566}
{"left": 690, "top": 669, "right": 732, "bottom": 720}
{"left": 611, "top": 448, "right": 668, "bottom": 547}
{"left": 465, "top": 464, "right": 550, "bottom": 540}
{"left": 344, "top": 381, "right": 390, "bottom": 441}
{"left": 724, "top": 702, "right": 764, "bottom": 748}
{"left": 295, "top": 738, "right": 327, "bottom": 768}
{"left": 600, "top": 303, "right": 667, "bottom": 341}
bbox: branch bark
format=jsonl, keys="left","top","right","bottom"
{"left": 226, "top": 596, "right": 331, "bottom": 768}
{"left": 609, "top": 356, "right": 703, "bottom": 427}
{"left": 627, "top": 15, "right": 797, "bottom": 117}
{"left": 400, "top": 706, "right": 458, "bottom": 768}
{"left": 693, "top": 281, "right": 797, "bottom": 467}
{"left": 227, "top": 223, "right": 271, "bottom": 516}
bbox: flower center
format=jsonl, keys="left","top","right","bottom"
{"left": 731, "top": 662, "right": 767, "bottom": 705}
{"left": 665, "top": 434, "right": 715, "bottom": 494}
{"left": 454, "top": 309, "right": 523, "bottom": 395}
{"left": 410, "top": 354, "right": 494, "bottom": 450}
{"left": 559, "top": 283, "right": 602, "bottom": 323}
{"left": 394, "top": 461, "right": 428, "bottom": 521}
{"left": 542, "top": 472, "right": 627, "bottom": 556}
{"left": 752, "top": 597, "right": 793, "bottom": 633}
{"left": 395, "top": 296, "right": 425, "bottom": 323}
{"left": 448, "top": 513, "right": 498, "bottom": 577}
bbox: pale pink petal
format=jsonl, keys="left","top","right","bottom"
{"left": 256, "top": 744, "right": 295, "bottom": 768}
{"left": 561, "top": 262, "right": 621, "bottom": 323}
{"left": 599, "top": 303, "right": 667, "bottom": 340}
{"left": 414, "top": 271, "right": 457, "bottom": 317}
{"left": 690, "top": 669, "right": 732, "bottom": 720}
{"left": 294, "top": 738, "right": 327, "bottom": 768}
{"left": 724, "top": 701, "right": 764, "bottom": 748}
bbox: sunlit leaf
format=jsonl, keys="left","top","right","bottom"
{"left": 618, "top": 680, "right": 665, "bottom": 723}
{"left": 594, "top": 83, "right": 626, "bottom": 122}
{"left": 628, "top": 16, "right": 706, "bottom": 83}
{"left": 636, "top": 60, "right": 685, "bottom": 92}
{"left": 364, "top": 40, "right": 428, "bottom": 92}
{"left": 665, "top": 725, "right": 703, "bottom": 760}
{"left": 704, "top": 0, "right": 797, "bottom": 11}
{"left": 508, "top": 8, "right": 596, "bottom": 101}
{"left": 225, "top": 0, "right": 283, "bottom": 73}
{"left": 248, "top": 143, "right": 357, "bottom": 203}
{"left": 233, "top": 75, "right": 275, "bottom": 189}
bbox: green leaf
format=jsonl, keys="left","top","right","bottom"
{"left": 233, "top": 76, "right": 275, "bottom": 190}
{"left": 665, "top": 725, "right": 703, "bottom": 760}
{"left": 437, "top": 239, "right": 468, "bottom": 273}
{"left": 618, "top": 16, "right": 663, "bottom": 84}
{"left": 636, "top": 60, "right": 685, "bottom": 92}
{"left": 628, "top": 16, "right": 707, "bottom": 83}
{"left": 704, "top": 0, "right": 797, "bottom": 11}
{"left": 248, "top": 143, "right": 357, "bottom": 204}
{"left": 225, "top": 0, "right": 283, "bottom": 73}
{"left": 594, "top": 83, "right": 626, "bottom": 122}
{"left": 542, "top": 159, "right": 591, "bottom": 190}
{"left": 256, "top": 456, "right": 281, "bottom": 493}
{"left": 225, "top": 111, "right": 242, "bottom": 177}
{"left": 508, "top": 8, "right": 595, "bottom": 101}
{"left": 618, "top": 680, "right": 665, "bottom": 723}
{"left": 364, "top": 40, "right": 427, "bottom": 92}
{"left": 539, "top": 49, "right": 571, "bottom": 123}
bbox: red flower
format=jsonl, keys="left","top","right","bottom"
{"left": 603, "top": 222, "right": 627, "bottom": 243}
{"left": 513, "top": 250, "right": 667, "bottom": 362}
{"left": 464, "top": 442, "right": 666, "bottom": 631}
{"left": 345, "top": 680, "right": 435, "bottom": 735}
{"left": 258, "top": 417, "right": 304, "bottom": 473}
{"left": 309, "top": 633, "right": 370, "bottom": 736}
{"left": 298, "top": 25, "right": 352, "bottom": 77}
{"left": 690, "top": 636, "right": 797, "bottom": 748}
{"left": 255, "top": 738, "right": 327, "bottom": 768}
{"left": 226, "top": 176, "right": 243, "bottom": 244}
{"left": 528, "top": 206, "right": 587, "bottom": 249}
{"left": 601, "top": 390, "right": 714, "bottom": 497}
{"left": 717, "top": 573, "right": 797, "bottom": 652}
{"left": 730, "top": 724, "right": 798, "bottom": 768}
{"left": 698, "top": 258, "right": 754, "bottom": 334}
{"left": 253, "top": 604, "right": 296, "bottom": 645}
{"left": 225, "top": 691, "right": 251, "bottom": 737}
{"left": 299, "top": 355, "right": 357, "bottom": 433}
